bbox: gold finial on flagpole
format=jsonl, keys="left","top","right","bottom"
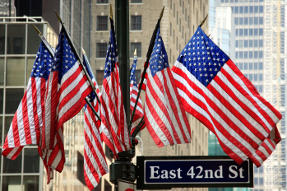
{"left": 110, "top": 4, "right": 113, "bottom": 19}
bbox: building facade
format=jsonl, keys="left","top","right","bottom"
{"left": 0, "top": 16, "right": 57, "bottom": 191}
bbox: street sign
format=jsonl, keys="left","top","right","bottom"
{"left": 137, "top": 156, "right": 253, "bottom": 190}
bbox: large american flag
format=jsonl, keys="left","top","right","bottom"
{"left": 144, "top": 28, "right": 191, "bottom": 147}
{"left": 99, "top": 18, "right": 131, "bottom": 156}
{"left": 41, "top": 27, "right": 93, "bottom": 180}
{"left": 172, "top": 27, "right": 282, "bottom": 166}
{"left": 2, "top": 41, "right": 53, "bottom": 160}
{"left": 82, "top": 53, "right": 108, "bottom": 190}
{"left": 130, "top": 53, "right": 144, "bottom": 135}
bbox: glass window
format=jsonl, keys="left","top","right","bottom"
{"left": 249, "top": 40, "right": 253, "bottom": 47}
{"left": 2, "top": 176, "right": 21, "bottom": 191}
{"left": 244, "top": 63, "right": 248, "bottom": 70}
{"left": 254, "top": 6, "right": 259, "bottom": 13}
{"left": 6, "top": 57, "right": 25, "bottom": 86}
{"left": 254, "top": 62, "right": 258, "bottom": 70}
{"left": 249, "top": 52, "right": 253, "bottom": 58}
{"left": 244, "top": 18, "right": 248, "bottom": 25}
{"left": 235, "top": 6, "right": 238, "bottom": 13}
{"left": 249, "top": 63, "right": 253, "bottom": 70}
{"left": 131, "top": 15, "right": 142, "bottom": 30}
{"left": 249, "top": 28, "right": 253, "bottom": 36}
{"left": 131, "top": 0, "right": 142, "bottom": 3}
{"left": 259, "top": 6, "right": 263, "bottom": 13}
{"left": 240, "top": 18, "right": 244, "bottom": 25}
{"left": 0, "top": 24, "right": 5, "bottom": 54}
{"left": 96, "top": 70, "right": 104, "bottom": 85}
{"left": 130, "top": 42, "right": 142, "bottom": 57}
{"left": 96, "top": 0, "right": 108, "bottom": 3}
{"left": 244, "top": 29, "right": 248, "bottom": 36}
{"left": 254, "top": 40, "right": 258, "bottom": 47}
{"left": 244, "top": 51, "right": 248, "bottom": 59}
{"left": 240, "top": 29, "right": 243, "bottom": 36}
{"left": 240, "top": 6, "right": 244, "bottom": 13}
{"left": 23, "top": 176, "right": 39, "bottom": 191}
{"left": 259, "top": 17, "right": 263, "bottom": 25}
{"left": 249, "top": 6, "right": 253, "bottom": 13}
{"left": 254, "top": 17, "right": 259, "bottom": 25}
{"left": 3, "top": 152, "right": 22, "bottom": 173}
{"left": 27, "top": 57, "right": 35, "bottom": 84}
{"left": 259, "top": 62, "right": 263, "bottom": 70}
{"left": 27, "top": 24, "right": 43, "bottom": 54}
{"left": 235, "top": 17, "right": 239, "bottom": 24}
{"left": 249, "top": 17, "right": 253, "bottom": 25}
{"left": 24, "top": 148, "right": 40, "bottom": 173}
{"left": 5, "top": 89, "right": 24, "bottom": 114}
{"left": 97, "top": 16, "right": 108, "bottom": 31}
{"left": 244, "top": 40, "right": 248, "bottom": 47}
{"left": 96, "top": 43, "right": 107, "bottom": 58}
{"left": 259, "top": 51, "right": 263, "bottom": 58}
{"left": 244, "top": 6, "right": 248, "bottom": 13}
{"left": 259, "top": 28, "right": 263, "bottom": 35}
{"left": 259, "top": 40, "right": 263, "bottom": 47}
{"left": 254, "top": 51, "right": 258, "bottom": 58}
{"left": 0, "top": 58, "right": 3, "bottom": 85}
{"left": 7, "top": 24, "right": 25, "bottom": 54}
{"left": 254, "top": 29, "right": 258, "bottom": 35}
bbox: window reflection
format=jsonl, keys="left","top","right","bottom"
{"left": 23, "top": 176, "right": 38, "bottom": 191}
{"left": 3, "top": 152, "right": 22, "bottom": 173}
{"left": 0, "top": 58, "right": 4, "bottom": 85}
{"left": 7, "top": 25, "right": 25, "bottom": 54}
{"left": 27, "top": 24, "right": 42, "bottom": 54}
{"left": 26, "top": 57, "right": 35, "bottom": 85}
{"left": 0, "top": 24, "right": 5, "bottom": 54}
{"left": 24, "top": 148, "right": 39, "bottom": 173}
{"left": 5, "top": 89, "right": 24, "bottom": 114}
{"left": 6, "top": 57, "right": 25, "bottom": 86}
{"left": 2, "top": 176, "right": 21, "bottom": 191}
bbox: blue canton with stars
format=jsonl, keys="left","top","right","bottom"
{"left": 177, "top": 27, "right": 230, "bottom": 86}
{"left": 130, "top": 55, "right": 138, "bottom": 86}
{"left": 149, "top": 28, "right": 169, "bottom": 77}
{"left": 104, "top": 18, "right": 118, "bottom": 79}
{"left": 31, "top": 42, "right": 53, "bottom": 80}
{"left": 54, "top": 27, "right": 78, "bottom": 83}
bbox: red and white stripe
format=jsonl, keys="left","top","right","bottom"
{"left": 130, "top": 81, "right": 144, "bottom": 135}
{"left": 2, "top": 74, "right": 46, "bottom": 159}
{"left": 172, "top": 59, "right": 282, "bottom": 166}
{"left": 100, "top": 64, "right": 131, "bottom": 156}
{"left": 84, "top": 99, "right": 108, "bottom": 190}
{"left": 144, "top": 67, "right": 191, "bottom": 147}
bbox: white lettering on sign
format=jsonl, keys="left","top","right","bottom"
{"left": 187, "top": 165, "right": 223, "bottom": 179}
{"left": 149, "top": 166, "right": 183, "bottom": 180}
{"left": 228, "top": 165, "right": 245, "bottom": 179}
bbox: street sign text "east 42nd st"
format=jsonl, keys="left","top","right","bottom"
{"left": 136, "top": 156, "right": 253, "bottom": 190}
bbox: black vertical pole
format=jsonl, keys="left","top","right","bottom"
{"left": 115, "top": 0, "right": 130, "bottom": 124}
{"left": 110, "top": 1, "right": 135, "bottom": 190}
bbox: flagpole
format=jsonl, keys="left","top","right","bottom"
{"left": 129, "top": 7, "right": 165, "bottom": 135}
{"left": 32, "top": 24, "right": 102, "bottom": 122}
{"left": 54, "top": 12, "right": 101, "bottom": 106}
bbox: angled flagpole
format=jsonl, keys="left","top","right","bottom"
{"left": 32, "top": 24, "right": 101, "bottom": 122}
{"left": 129, "top": 7, "right": 165, "bottom": 136}
{"left": 54, "top": 11, "right": 101, "bottom": 106}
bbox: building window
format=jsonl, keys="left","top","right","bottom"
{"left": 96, "top": 43, "right": 108, "bottom": 58}
{"left": 131, "top": 0, "right": 142, "bottom": 3}
{"left": 130, "top": 42, "right": 142, "bottom": 57}
{"left": 97, "top": 0, "right": 109, "bottom": 3}
{"left": 96, "top": 70, "right": 104, "bottom": 85}
{"left": 97, "top": 16, "right": 108, "bottom": 31}
{"left": 131, "top": 15, "right": 142, "bottom": 30}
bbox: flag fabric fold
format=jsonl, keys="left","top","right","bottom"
{"left": 82, "top": 54, "right": 108, "bottom": 190}
{"left": 41, "top": 27, "right": 93, "bottom": 180}
{"left": 172, "top": 26, "right": 281, "bottom": 166}
{"left": 130, "top": 53, "right": 144, "bottom": 135}
{"left": 99, "top": 18, "right": 131, "bottom": 157}
{"left": 144, "top": 28, "right": 191, "bottom": 147}
{"left": 2, "top": 41, "right": 53, "bottom": 159}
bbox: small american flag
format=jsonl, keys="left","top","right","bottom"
{"left": 130, "top": 51, "right": 144, "bottom": 135}
{"left": 172, "top": 27, "right": 281, "bottom": 166}
{"left": 144, "top": 28, "right": 191, "bottom": 147}
{"left": 41, "top": 27, "right": 93, "bottom": 181}
{"left": 100, "top": 18, "right": 131, "bottom": 156}
{"left": 82, "top": 53, "right": 108, "bottom": 190}
{"left": 2, "top": 41, "right": 53, "bottom": 160}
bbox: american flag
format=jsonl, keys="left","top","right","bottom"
{"left": 172, "top": 27, "right": 282, "bottom": 166}
{"left": 41, "top": 27, "right": 93, "bottom": 180}
{"left": 130, "top": 52, "right": 144, "bottom": 135}
{"left": 99, "top": 18, "right": 131, "bottom": 156}
{"left": 82, "top": 53, "right": 108, "bottom": 190}
{"left": 2, "top": 41, "right": 53, "bottom": 160}
{"left": 144, "top": 28, "right": 191, "bottom": 147}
